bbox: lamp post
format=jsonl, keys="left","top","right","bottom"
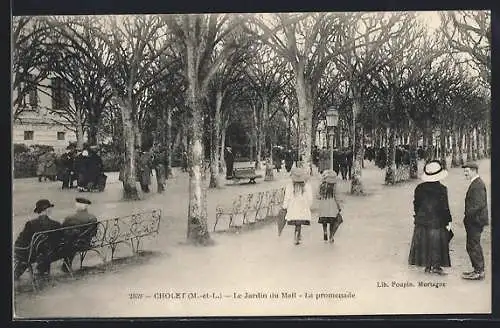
{"left": 326, "top": 106, "right": 339, "bottom": 171}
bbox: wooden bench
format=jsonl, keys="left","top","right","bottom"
{"left": 228, "top": 167, "right": 262, "bottom": 184}
{"left": 14, "top": 209, "right": 162, "bottom": 291}
{"left": 214, "top": 187, "right": 285, "bottom": 231}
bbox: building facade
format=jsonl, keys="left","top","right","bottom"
{"left": 12, "top": 74, "right": 80, "bottom": 153}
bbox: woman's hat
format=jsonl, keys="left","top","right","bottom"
{"left": 290, "top": 167, "right": 309, "bottom": 183}
{"left": 75, "top": 197, "right": 92, "bottom": 205}
{"left": 34, "top": 199, "right": 54, "bottom": 214}
{"left": 321, "top": 170, "right": 338, "bottom": 184}
{"left": 421, "top": 160, "right": 448, "bottom": 182}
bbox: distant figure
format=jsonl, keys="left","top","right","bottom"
{"left": 282, "top": 168, "right": 313, "bottom": 245}
{"left": 461, "top": 161, "right": 489, "bottom": 281}
{"left": 14, "top": 199, "right": 61, "bottom": 280}
{"left": 224, "top": 147, "right": 235, "bottom": 179}
{"left": 61, "top": 197, "right": 98, "bottom": 273}
{"left": 37, "top": 149, "right": 57, "bottom": 182}
{"left": 137, "top": 150, "right": 153, "bottom": 193}
{"left": 284, "top": 149, "right": 294, "bottom": 173}
{"left": 408, "top": 160, "right": 452, "bottom": 275}
{"left": 316, "top": 170, "right": 343, "bottom": 243}
{"left": 264, "top": 157, "right": 274, "bottom": 181}
{"left": 152, "top": 147, "right": 166, "bottom": 193}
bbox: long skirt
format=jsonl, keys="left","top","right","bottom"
{"left": 408, "top": 225, "right": 451, "bottom": 268}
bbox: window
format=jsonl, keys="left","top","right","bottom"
{"left": 57, "top": 132, "right": 65, "bottom": 140}
{"left": 24, "top": 131, "right": 34, "bottom": 141}
{"left": 51, "top": 78, "right": 70, "bottom": 110}
{"left": 28, "top": 74, "right": 38, "bottom": 108}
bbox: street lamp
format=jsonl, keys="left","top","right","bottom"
{"left": 326, "top": 106, "right": 339, "bottom": 171}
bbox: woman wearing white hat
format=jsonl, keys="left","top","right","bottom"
{"left": 282, "top": 167, "right": 313, "bottom": 245}
{"left": 408, "top": 160, "right": 453, "bottom": 275}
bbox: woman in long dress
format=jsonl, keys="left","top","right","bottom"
{"left": 282, "top": 167, "right": 313, "bottom": 245}
{"left": 408, "top": 160, "right": 452, "bottom": 275}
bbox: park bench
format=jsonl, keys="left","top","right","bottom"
{"left": 214, "top": 187, "right": 285, "bottom": 231}
{"left": 228, "top": 167, "right": 262, "bottom": 184}
{"left": 14, "top": 209, "right": 162, "bottom": 292}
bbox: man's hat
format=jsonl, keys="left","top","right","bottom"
{"left": 34, "top": 199, "right": 54, "bottom": 214}
{"left": 462, "top": 161, "right": 479, "bottom": 170}
{"left": 76, "top": 197, "right": 92, "bottom": 205}
{"left": 421, "top": 160, "right": 448, "bottom": 182}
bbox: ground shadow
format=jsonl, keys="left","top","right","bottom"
{"left": 14, "top": 250, "right": 164, "bottom": 295}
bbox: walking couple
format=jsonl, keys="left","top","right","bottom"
{"left": 409, "top": 160, "right": 489, "bottom": 280}
{"left": 279, "top": 167, "right": 343, "bottom": 245}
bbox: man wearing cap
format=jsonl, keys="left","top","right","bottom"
{"left": 14, "top": 199, "right": 62, "bottom": 280}
{"left": 60, "top": 197, "right": 98, "bottom": 272}
{"left": 461, "top": 161, "right": 489, "bottom": 280}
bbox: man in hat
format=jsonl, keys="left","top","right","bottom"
{"left": 60, "top": 197, "right": 99, "bottom": 272}
{"left": 461, "top": 161, "right": 489, "bottom": 280}
{"left": 14, "top": 199, "right": 62, "bottom": 280}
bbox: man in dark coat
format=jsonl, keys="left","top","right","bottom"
{"left": 60, "top": 197, "right": 98, "bottom": 272}
{"left": 284, "top": 149, "right": 294, "bottom": 173}
{"left": 60, "top": 146, "right": 76, "bottom": 189}
{"left": 461, "top": 162, "right": 489, "bottom": 280}
{"left": 14, "top": 199, "right": 62, "bottom": 280}
{"left": 224, "top": 147, "right": 235, "bottom": 179}
{"left": 86, "top": 146, "right": 103, "bottom": 190}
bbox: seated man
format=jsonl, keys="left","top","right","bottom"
{"left": 61, "top": 197, "right": 98, "bottom": 272}
{"left": 14, "top": 199, "right": 62, "bottom": 280}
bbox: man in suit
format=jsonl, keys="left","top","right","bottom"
{"left": 14, "top": 199, "right": 62, "bottom": 280}
{"left": 461, "top": 161, "right": 489, "bottom": 280}
{"left": 61, "top": 197, "right": 98, "bottom": 272}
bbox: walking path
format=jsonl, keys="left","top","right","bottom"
{"left": 13, "top": 160, "right": 491, "bottom": 317}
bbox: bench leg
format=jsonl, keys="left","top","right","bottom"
{"left": 214, "top": 214, "right": 220, "bottom": 232}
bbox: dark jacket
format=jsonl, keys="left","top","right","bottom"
{"left": 62, "top": 209, "right": 98, "bottom": 245}
{"left": 464, "top": 177, "right": 489, "bottom": 230}
{"left": 413, "top": 182, "right": 452, "bottom": 229}
{"left": 14, "top": 215, "right": 62, "bottom": 248}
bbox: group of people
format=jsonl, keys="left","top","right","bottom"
{"left": 278, "top": 157, "right": 488, "bottom": 281}
{"left": 14, "top": 197, "right": 98, "bottom": 280}
{"left": 408, "top": 160, "right": 488, "bottom": 280}
{"left": 38, "top": 144, "right": 106, "bottom": 192}
{"left": 279, "top": 166, "right": 343, "bottom": 245}
{"left": 313, "top": 146, "right": 353, "bottom": 180}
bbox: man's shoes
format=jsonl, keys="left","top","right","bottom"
{"left": 424, "top": 267, "right": 431, "bottom": 273}
{"left": 462, "top": 271, "right": 485, "bottom": 280}
{"left": 431, "top": 267, "right": 448, "bottom": 275}
{"left": 462, "top": 270, "right": 476, "bottom": 277}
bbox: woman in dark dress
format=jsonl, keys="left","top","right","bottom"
{"left": 408, "top": 160, "right": 452, "bottom": 275}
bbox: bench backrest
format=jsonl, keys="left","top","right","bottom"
{"left": 233, "top": 167, "right": 256, "bottom": 175}
{"left": 24, "top": 209, "right": 162, "bottom": 262}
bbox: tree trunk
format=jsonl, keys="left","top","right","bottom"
{"left": 87, "top": 116, "right": 99, "bottom": 146}
{"left": 458, "top": 127, "right": 464, "bottom": 165}
{"left": 440, "top": 126, "right": 447, "bottom": 169}
{"left": 295, "top": 65, "right": 313, "bottom": 170}
{"left": 119, "top": 97, "right": 140, "bottom": 200}
{"left": 75, "top": 108, "right": 85, "bottom": 149}
{"left": 209, "top": 90, "right": 222, "bottom": 188}
{"left": 385, "top": 125, "right": 397, "bottom": 185}
{"left": 466, "top": 129, "right": 473, "bottom": 162}
{"left": 134, "top": 121, "right": 142, "bottom": 150}
{"left": 475, "top": 127, "right": 483, "bottom": 159}
{"left": 483, "top": 122, "right": 489, "bottom": 157}
{"left": 409, "top": 124, "right": 418, "bottom": 179}
{"left": 219, "top": 122, "right": 227, "bottom": 175}
{"left": 185, "top": 26, "right": 211, "bottom": 246}
{"left": 451, "top": 128, "right": 460, "bottom": 167}
{"left": 350, "top": 93, "right": 364, "bottom": 195}
{"left": 165, "top": 107, "right": 173, "bottom": 178}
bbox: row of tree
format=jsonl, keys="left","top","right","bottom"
{"left": 13, "top": 11, "right": 490, "bottom": 245}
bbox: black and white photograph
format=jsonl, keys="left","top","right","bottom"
{"left": 11, "top": 10, "right": 491, "bottom": 317}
